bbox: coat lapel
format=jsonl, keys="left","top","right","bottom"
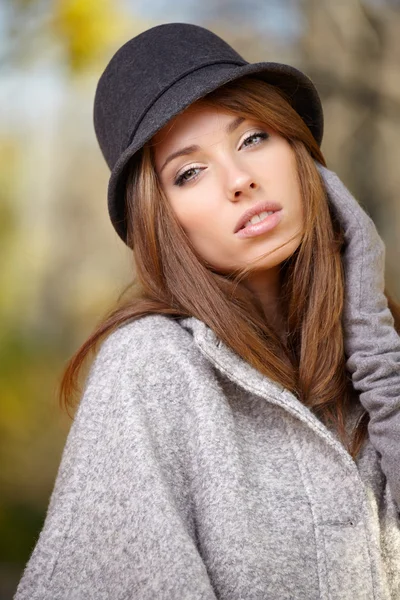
{"left": 179, "top": 316, "right": 360, "bottom": 473}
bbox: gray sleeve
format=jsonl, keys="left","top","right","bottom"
{"left": 316, "top": 163, "right": 400, "bottom": 510}
{"left": 14, "top": 328, "right": 218, "bottom": 600}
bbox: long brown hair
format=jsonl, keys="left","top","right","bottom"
{"left": 60, "top": 76, "right": 400, "bottom": 458}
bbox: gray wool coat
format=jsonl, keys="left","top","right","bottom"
{"left": 15, "top": 168, "right": 400, "bottom": 600}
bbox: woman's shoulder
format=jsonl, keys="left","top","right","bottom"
{"left": 72, "top": 314, "right": 209, "bottom": 431}
{"left": 96, "top": 314, "right": 194, "bottom": 362}
{"left": 85, "top": 314, "right": 207, "bottom": 394}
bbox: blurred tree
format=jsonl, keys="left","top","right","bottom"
{"left": 301, "top": 0, "right": 400, "bottom": 297}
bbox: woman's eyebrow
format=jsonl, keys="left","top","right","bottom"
{"left": 159, "top": 144, "right": 199, "bottom": 174}
{"left": 226, "top": 116, "right": 245, "bottom": 134}
{"left": 159, "top": 116, "right": 246, "bottom": 174}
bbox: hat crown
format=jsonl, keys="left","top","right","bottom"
{"left": 94, "top": 23, "right": 246, "bottom": 169}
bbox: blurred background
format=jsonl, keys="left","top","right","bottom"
{"left": 1, "top": 0, "right": 400, "bottom": 596}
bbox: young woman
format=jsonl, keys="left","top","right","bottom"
{"left": 15, "top": 23, "right": 400, "bottom": 600}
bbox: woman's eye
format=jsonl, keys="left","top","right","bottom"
{"left": 174, "top": 167, "right": 202, "bottom": 187}
{"left": 241, "top": 131, "right": 269, "bottom": 148}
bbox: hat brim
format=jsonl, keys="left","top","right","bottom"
{"left": 108, "top": 61, "right": 323, "bottom": 245}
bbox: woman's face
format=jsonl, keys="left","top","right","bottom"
{"left": 152, "top": 104, "right": 304, "bottom": 276}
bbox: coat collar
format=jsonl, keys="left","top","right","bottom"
{"left": 179, "top": 315, "right": 362, "bottom": 470}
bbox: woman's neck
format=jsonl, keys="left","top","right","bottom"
{"left": 243, "top": 267, "right": 287, "bottom": 340}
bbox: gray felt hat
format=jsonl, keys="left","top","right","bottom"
{"left": 93, "top": 22, "right": 324, "bottom": 246}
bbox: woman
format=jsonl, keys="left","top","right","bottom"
{"left": 15, "top": 23, "right": 400, "bottom": 600}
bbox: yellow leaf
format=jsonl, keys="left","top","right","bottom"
{"left": 53, "top": 0, "right": 131, "bottom": 72}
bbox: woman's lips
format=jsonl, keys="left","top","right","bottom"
{"left": 234, "top": 209, "right": 283, "bottom": 239}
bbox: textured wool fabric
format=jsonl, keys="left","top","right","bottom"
{"left": 317, "top": 163, "right": 400, "bottom": 509}
{"left": 93, "top": 22, "right": 323, "bottom": 245}
{"left": 14, "top": 171, "right": 400, "bottom": 600}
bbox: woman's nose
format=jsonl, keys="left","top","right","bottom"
{"left": 224, "top": 159, "right": 259, "bottom": 200}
